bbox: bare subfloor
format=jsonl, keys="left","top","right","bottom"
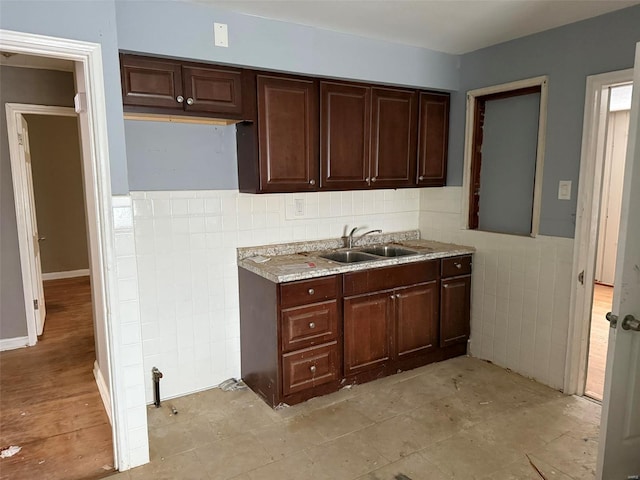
{"left": 109, "top": 356, "right": 600, "bottom": 480}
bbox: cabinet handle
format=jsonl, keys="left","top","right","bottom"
{"left": 309, "top": 322, "right": 316, "bottom": 329}
{"left": 186, "top": 97, "right": 194, "bottom": 106}
{"left": 455, "top": 263, "right": 462, "bottom": 269}
{"left": 365, "top": 177, "right": 370, "bottom": 184}
{"left": 308, "top": 288, "right": 315, "bottom": 295}
{"left": 309, "top": 179, "right": 316, "bottom": 185}
{"left": 176, "top": 95, "right": 184, "bottom": 103}
{"left": 418, "top": 175, "right": 425, "bottom": 181}
{"left": 371, "top": 177, "right": 377, "bottom": 183}
{"left": 309, "top": 365, "right": 317, "bottom": 373}
{"left": 390, "top": 294, "right": 395, "bottom": 300}
{"left": 396, "top": 294, "right": 400, "bottom": 299}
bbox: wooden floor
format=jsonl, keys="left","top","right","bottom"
{"left": 0, "top": 277, "right": 114, "bottom": 480}
{"left": 585, "top": 283, "right": 613, "bottom": 401}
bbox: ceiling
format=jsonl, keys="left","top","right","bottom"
{"left": 206, "top": 0, "right": 640, "bottom": 54}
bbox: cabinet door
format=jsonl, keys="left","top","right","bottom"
{"left": 182, "top": 66, "right": 243, "bottom": 115}
{"left": 120, "top": 54, "right": 183, "bottom": 109}
{"left": 370, "top": 88, "right": 417, "bottom": 188}
{"left": 320, "top": 82, "right": 371, "bottom": 190}
{"left": 257, "top": 75, "right": 319, "bottom": 192}
{"left": 343, "top": 291, "right": 392, "bottom": 375}
{"left": 395, "top": 282, "right": 439, "bottom": 359}
{"left": 440, "top": 275, "right": 471, "bottom": 348}
{"left": 417, "top": 92, "right": 449, "bottom": 186}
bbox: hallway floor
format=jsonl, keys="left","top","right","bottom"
{"left": 0, "top": 276, "right": 114, "bottom": 480}
{"left": 585, "top": 283, "right": 613, "bottom": 401}
{"left": 109, "top": 356, "right": 600, "bottom": 480}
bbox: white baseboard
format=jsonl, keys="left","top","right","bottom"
{"left": 0, "top": 336, "right": 29, "bottom": 351}
{"left": 94, "top": 361, "right": 113, "bottom": 425}
{"left": 42, "top": 269, "right": 90, "bottom": 281}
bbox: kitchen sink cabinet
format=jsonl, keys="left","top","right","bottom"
{"left": 239, "top": 255, "right": 470, "bottom": 407}
{"left": 440, "top": 256, "right": 472, "bottom": 347}
{"left": 238, "top": 74, "right": 319, "bottom": 193}
{"left": 416, "top": 92, "right": 449, "bottom": 186}
{"left": 319, "top": 82, "right": 418, "bottom": 190}
{"left": 120, "top": 53, "right": 245, "bottom": 118}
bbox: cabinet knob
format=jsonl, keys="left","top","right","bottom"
{"left": 309, "top": 322, "right": 316, "bottom": 329}
{"left": 455, "top": 263, "right": 462, "bottom": 269}
{"left": 308, "top": 288, "right": 315, "bottom": 295}
{"left": 309, "top": 365, "right": 317, "bottom": 373}
{"left": 418, "top": 175, "right": 425, "bottom": 181}
{"left": 309, "top": 179, "right": 316, "bottom": 185}
{"left": 371, "top": 177, "right": 377, "bottom": 183}
{"left": 186, "top": 97, "right": 194, "bottom": 106}
{"left": 176, "top": 95, "right": 184, "bottom": 103}
{"left": 365, "top": 177, "right": 370, "bottom": 185}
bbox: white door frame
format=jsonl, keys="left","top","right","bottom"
{"left": 0, "top": 29, "right": 123, "bottom": 469}
{"left": 5, "top": 104, "right": 78, "bottom": 346}
{"left": 564, "top": 68, "right": 634, "bottom": 395}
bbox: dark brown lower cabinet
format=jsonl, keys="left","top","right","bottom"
{"left": 343, "top": 291, "right": 393, "bottom": 376}
{"left": 239, "top": 255, "right": 471, "bottom": 408}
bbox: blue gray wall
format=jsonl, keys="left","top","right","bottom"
{"left": 448, "top": 5, "right": 640, "bottom": 237}
{"left": 0, "top": 0, "right": 129, "bottom": 194}
{"left": 125, "top": 121, "right": 238, "bottom": 191}
{"left": 478, "top": 93, "right": 540, "bottom": 235}
{"left": 0, "top": 67, "right": 76, "bottom": 339}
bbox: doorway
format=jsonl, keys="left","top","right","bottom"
{"left": 584, "top": 84, "right": 633, "bottom": 401}
{"left": 2, "top": 84, "right": 114, "bottom": 477}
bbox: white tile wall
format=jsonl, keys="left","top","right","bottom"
{"left": 111, "top": 195, "right": 149, "bottom": 469}
{"left": 419, "top": 187, "right": 574, "bottom": 390}
{"left": 131, "top": 188, "right": 421, "bottom": 402}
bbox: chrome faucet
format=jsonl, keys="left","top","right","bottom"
{"left": 347, "top": 227, "right": 382, "bottom": 249}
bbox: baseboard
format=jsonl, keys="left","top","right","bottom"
{"left": 93, "top": 361, "right": 113, "bottom": 425}
{"left": 0, "top": 336, "right": 29, "bottom": 351}
{"left": 42, "top": 269, "right": 90, "bottom": 281}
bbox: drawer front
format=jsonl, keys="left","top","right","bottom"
{"left": 281, "top": 300, "right": 338, "bottom": 352}
{"left": 343, "top": 260, "right": 438, "bottom": 296}
{"left": 282, "top": 342, "right": 339, "bottom": 395}
{"left": 280, "top": 276, "right": 339, "bottom": 309}
{"left": 441, "top": 255, "right": 472, "bottom": 278}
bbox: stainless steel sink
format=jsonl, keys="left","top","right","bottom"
{"left": 360, "top": 245, "right": 419, "bottom": 257}
{"left": 320, "top": 250, "right": 379, "bottom": 263}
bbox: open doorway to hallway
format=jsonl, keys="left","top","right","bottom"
{"left": 0, "top": 58, "right": 114, "bottom": 479}
{"left": 584, "top": 83, "right": 632, "bottom": 401}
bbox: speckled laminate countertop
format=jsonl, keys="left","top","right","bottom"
{"left": 237, "top": 230, "right": 474, "bottom": 283}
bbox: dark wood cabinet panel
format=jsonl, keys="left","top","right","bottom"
{"left": 441, "top": 255, "right": 472, "bottom": 278}
{"left": 343, "top": 291, "right": 392, "bottom": 375}
{"left": 343, "top": 260, "right": 438, "bottom": 297}
{"left": 182, "top": 66, "right": 243, "bottom": 115}
{"left": 282, "top": 342, "right": 339, "bottom": 395}
{"left": 417, "top": 92, "right": 450, "bottom": 186}
{"left": 280, "top": 275, "right": 338, "bottom": 308}
{"left": 440, "top": 275, "right": 471, "bottom": 348}
{"left": 320, "top": 82, "right": 371, "bottom": 190}
{"left": 370, "top": 88, "right": 417, "bottom": 188}
{"left": 256, "top": 75, "right": 318, "bottom": 192}
{"left": 395, "top": 282, "right": 439, "bottom": 359}
{"left": 120, "top": 54, "right": 183, "bottom": 109}
{"left": 281, "top": 300, "right": 338, "bottom": 353}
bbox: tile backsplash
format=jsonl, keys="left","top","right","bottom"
{"left": 131, "top": 188, "right": 421, "bottom": 402}
{"left": 419, "top": 187, "right": 573, "bottom": 390}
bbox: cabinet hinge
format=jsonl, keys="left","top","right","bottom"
{"left": 17, "top": 133, "right": 24, "bottom": 146}
{"left": 578, "top": 270, "right": 585, "bottom": 285}
{"left": 33, "top": 299, "right": 39, "bottom": 310}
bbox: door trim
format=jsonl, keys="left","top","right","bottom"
{"left": 0, "top": 29, "right": 123, "bottom": 469}
{"left": 564, "top": 68, "right": 633, "bottom": 395}
{"left": 5, "top": 104, "right": 77, "bottom": 346}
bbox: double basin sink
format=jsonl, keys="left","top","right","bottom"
{"left": 320, "top": 245, "right": 420, "bottom": 264}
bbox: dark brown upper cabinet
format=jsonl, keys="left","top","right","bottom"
{"left": 417, "top": 92, "right": 449, "bottom": 186}
{"left": 120, "top": 53, "right": 244, "bottom": 119}
{"left": 320, "top": 81, "right": 418, "bottom": 190}
{"left": 237, "top": 73, "right": 319, "bottom": 193}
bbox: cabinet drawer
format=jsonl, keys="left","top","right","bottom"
{"left": 281, "top": 300, "right": 338, "bottom": 352}
{"left": 280, "top": 276, "right": 339, "bottom": 308}
{"left": 343, "top": 260, "right": 438, "bottom": 296}
{"left": 282, "top": 342, "right": 339, "bottom": 395}
{"left": 441, "top": 255, "right": 472, "bottom": 278}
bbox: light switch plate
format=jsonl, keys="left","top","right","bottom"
{"left": 214, "top": 23, "right": 228, "bottom": 47}
{"left": 558, "top": 180, "right": 572, "bottom": 200}
{"left": 294, "top": 198, "right": 305, "bottom": 217}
